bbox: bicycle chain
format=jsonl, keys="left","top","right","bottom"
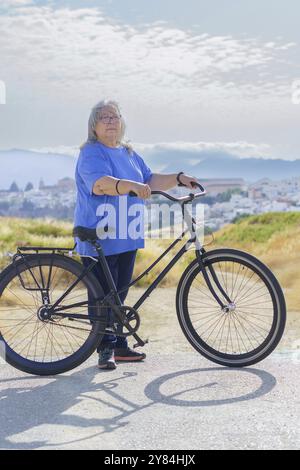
{"left": 46, "top": 304, "right": 140, "bottom": 337}
{"left": 46, "top": 319, "right": 104, "bottom": 335}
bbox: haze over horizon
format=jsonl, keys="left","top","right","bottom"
{"left": 1, "top": 147, "right": 300, "bottom": 191}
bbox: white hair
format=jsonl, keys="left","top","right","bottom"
{"left": 82, "top": 99, "right": 133, "bottom": 153}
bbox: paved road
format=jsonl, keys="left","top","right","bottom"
{"left": 0, "top": 347, "right": 299, "bottom": 450}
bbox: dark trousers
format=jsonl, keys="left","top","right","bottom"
{"left": 81, "top": 250, "right": 137, "bottom": 352}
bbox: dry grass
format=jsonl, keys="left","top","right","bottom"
{"left": 213, "top": 214, "right": 300, "bottom": 311}
{"left": 1, "top": 213, "right": 300, "bottom": 311}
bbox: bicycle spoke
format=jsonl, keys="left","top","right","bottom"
{"left": 2, "top": 312, "right": 37, "bottom": 339}
{"left": 230, "top": 263, "right": 243, "bottom": 299}
{"left": 235, "top": 308, "right": 273, "bottom": 326}
{"left": 234, "top": 272, "right": 260, "bottom": 303}
{"left": 231, "top": 316, "right": 248, "bottom": 354}
{"left": 46, "top": 323, "right": 63, "bottom": 361}
{"left": 231, "top": 312, "right": 260, "bottom": 349}
{"left": 192, "top": 311, "right": 223, "bottom": 325}
{"left": 229, "top": 260, "right": 235, "bottom": 300}
{"left": 188, "top": 296, "right": 219, "bottom": 308}
{"left": 205, "top": 318, "right": 227, "bottom": 348}
{"left": 59, "top": 324, "right": 79, "bottom": 353}
{"left": 194, "top": 277, "right": 219, "bottom": 302}
{"left": 216, "top": 314, "right": 230, "bottom": 352}
{"left": 0, "top": 257, "right": 103, "bottom": 366}
{"left": 198, "top": 313, "right": 226, "bottom": 339}
{"left": 184, "top": 256, "right": 277, "bottom": 357}
{"left": 234, "top": 311, "right": 270, "bottom": 336}
{"left": 48, "top": 265, "right": 64, "bottom": 298}
{"left": 3, "top": 286, "right": 37, "bottom": 317}
{"left": 233, "top": 270, "right": 256, "bottom": 303}
{"left": 15, "top": 320, "right": 47, "bottom": 356}
{"left": 233, "top": 265, "right": 250, "bottom": 302}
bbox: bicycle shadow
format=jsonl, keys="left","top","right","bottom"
{"left": 0, "top": 362, "right": 276, "bottom": 449}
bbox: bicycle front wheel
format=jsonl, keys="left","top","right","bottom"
{"left": 0, "top": 254, "right": 106, "bottom": 376}
{"left": 176, "top": 248, "right": 286, "bottom": 367}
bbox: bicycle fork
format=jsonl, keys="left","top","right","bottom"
{"left": 195, "top": 249, "right": 234, "bottom": 311}
{"left": 183, "top": 202, "right": 234, "bottom": 312}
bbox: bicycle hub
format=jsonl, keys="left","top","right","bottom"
{"left": 37, "top": 305, "right": 52, "bottom": 321}
{"left": 222, "top": 303, "right": 236, "bottom": 313}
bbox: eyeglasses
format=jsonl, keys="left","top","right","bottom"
{"left": 98, "top": 115, "right": 122, "bottom": 124}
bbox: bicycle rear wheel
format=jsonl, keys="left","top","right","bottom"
{"left": 176, "top": 248, "right": 286, "bottom": 367}
{"left": 0, "top": 254, "right": 107, "bottom": 375}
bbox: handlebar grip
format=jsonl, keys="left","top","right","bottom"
{"left": 178, "top": 180, "right": 206, "bottom": 192}
{"left": 191, "top": 181, "right": 205, "bottom": 192}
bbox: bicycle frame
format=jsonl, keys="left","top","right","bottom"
{"left": 14, "top": 195, "right": 233, "bottom": 346}
{"left": 43, "top": 219, "right": 195, "bottom": 318}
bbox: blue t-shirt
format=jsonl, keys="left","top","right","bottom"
{"left": 73, "top": 141, "right": 153, "bottom": 256}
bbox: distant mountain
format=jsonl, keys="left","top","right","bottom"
{"left": 0, "top": 149, "right": 77, "bottom": 190}
{"left": 191, "top": 153, "right": 300, "bottom": 181}
{"left": 0, "top": 147, "right": 300, "bottom": 190}
{"left": 141, "top": 148, "right": 300, "bottom": 181}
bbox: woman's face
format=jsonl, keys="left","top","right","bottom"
{"left": 94, "top": 105, "right": 122, "bottom": 145}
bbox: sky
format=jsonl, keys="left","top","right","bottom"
{"left": 0, "top": 0, "right": 300, "bottom": 159}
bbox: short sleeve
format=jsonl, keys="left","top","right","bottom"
{"left": 134, "top": 152, "right": 153, "bottom": 184}
{"left": 77, "top": 146, "right": 113, "bottom": 195}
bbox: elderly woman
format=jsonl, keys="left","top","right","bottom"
{"left": 74, "top": 99, "right": 198, "bottom": 370}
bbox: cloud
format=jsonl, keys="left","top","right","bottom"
{"left": 0, "top": 0, "right": 33, "bottom": 7}
{"left": 29, "top": 145, "right": 80, "bottom": 158}
{"left": 30, "top": 140, "right": 273, "bottom": 160}
{"left": 0, "top": 3, "right": 299, "bottom": 156}
{"left": 134, "top": 140, "right": 273, "bottom": 159}
{"left": 0, "top": 4, "right": 297, "bottom": 103}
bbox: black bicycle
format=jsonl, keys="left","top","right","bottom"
{"left": 0, "top": 183, "right": 286, "bottom": 375}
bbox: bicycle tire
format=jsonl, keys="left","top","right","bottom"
{"left": 0, "top": 254, "right": 106, "bottom": 376}
{"left": 176, "top": 248, "right": 286, "bottom": 367}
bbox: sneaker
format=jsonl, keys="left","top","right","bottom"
{"left": 98, "top": 347, "right": 116, "bottom": 370}
{"left": 114, "top": 347, "right": 146, "bottom": 362}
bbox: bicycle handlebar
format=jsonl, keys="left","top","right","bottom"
{"left": 128, "top": 181, "right": 206, "bottom": 202}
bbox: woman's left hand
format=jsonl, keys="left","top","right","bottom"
{"left": 178, "top": 173, "right": 199, "bottom": 190}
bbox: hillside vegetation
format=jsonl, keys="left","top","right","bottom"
{"left": 0, "top": 212, "right": 299, "bottom": 310}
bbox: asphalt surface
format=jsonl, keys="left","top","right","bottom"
{"left": 0, "top": 347, "right": 299, "bottom": 450}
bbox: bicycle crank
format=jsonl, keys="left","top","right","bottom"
{"left": 110, "top": 305, "right": 149, "bottom": 347}
{"left": 115, "top": 305, "right": 141, "bottom": 337}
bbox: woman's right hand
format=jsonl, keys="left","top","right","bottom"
{"left": 130, "top": 182, "right": 152, "bottom": 199}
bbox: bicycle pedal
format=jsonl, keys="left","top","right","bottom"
{"left": 133, "top": 338, "right": 149, "bottom": 348}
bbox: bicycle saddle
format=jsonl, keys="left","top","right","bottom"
{"left": 73, "top": 225, "right": 114, "bottom": 241}
{"left": 72, "top": 226, "right": 98, "bottom": 242}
